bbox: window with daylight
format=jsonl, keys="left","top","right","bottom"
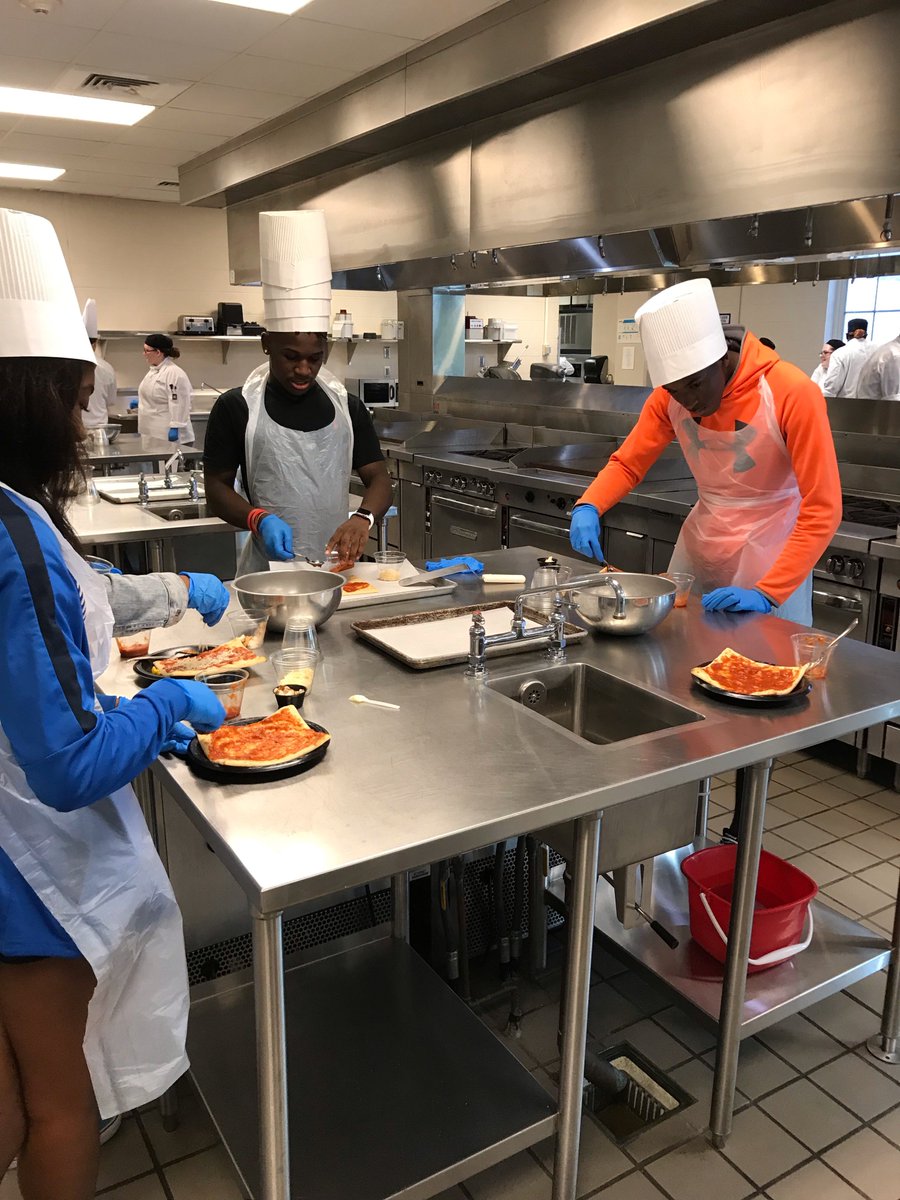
{"left": 842, "top": 275, "right": 900, "bottom": 346}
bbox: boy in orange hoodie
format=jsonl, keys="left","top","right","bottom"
{"left": 570, "top": 280, "right": 841, "bottom": 624}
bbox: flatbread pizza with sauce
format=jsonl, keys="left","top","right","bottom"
{"left": 197, "top": 705, "right": 329, "bottom": 768}
{"left": 691, "top": 647, "right": 809, "bottom": 697}
{"left": 341, "top": 577, "right": 379, "bottom": 596}
{"left": 151, "top": 636, "right": 266, "bottom": 678}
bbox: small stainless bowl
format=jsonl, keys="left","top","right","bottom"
{"left": 102, "top": 423, "right": 121, "bottom": 443}
{"left": 569, "top": 573, "right": 676, "bottom": 636}
{"left": 233, "top": 567, "right": 345, "bottom": 632}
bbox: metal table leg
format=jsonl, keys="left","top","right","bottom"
{"left": 527, "top": 837, "right": 548, "bottom": 975}
{"left": 709, "top": 758, "right": 772, "bottom": 1147}
{"left": 551, "top": 813, "right": 600, "bottom": 1200}
{"left": 392, "top": 872, "right": 410, "bottom": 942}
{"left": 253, "top": 909, "right": 290, "bottom": 1200}
{"left": 696, "top": 778, "right": 711, "bottom": 839}
{"left": 868, "top": 867, "right": 900, "bottom": 1064}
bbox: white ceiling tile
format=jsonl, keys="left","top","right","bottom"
{"left": 298, "top": 0, "right": 507, "bottom": 42}
{"left": 70, "top": 155, "right": 180, "bottom": 180}
{"left": 76, "top": 32, "right": 234, "bottom": 83}
{"left": 23, "top": 0, "right": 131, "bottom": 32}
{"left": 138, "top": 106, "right": 260, "bottom": 138}
{"left": 114, "top": 124, "right": 226, "bottom": 155}
{"left": 3, "top": 116, "right": 122, "bottom": 144}
{"left": 0, "top": 15, "right": 97, "bottom": 63}
{"left": 200, "top": 53, "right": 353, "bottom": 98}
{"left": 247, "top": 16, "right": 416, "bottom": 71}
{"left": 0, "top": 55, "right": 70, "bottom": 91}
{"left": 0, "top": 129, "right": 116, "bottom": 157}
{"left": 168, "top": 82, "right": 296, "bottom": 120}
{"left": 92, "top": 140, "right": 190, "bottom": 166}
{"left": 106, "top": 0, "right": 289, "bottom": 54}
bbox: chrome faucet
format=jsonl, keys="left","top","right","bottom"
{"left": 137, "top": 472, "right": 150, "bottom": 507}
{"left": 188, "top": 471, "right": 200, "bottom": 501}
{"left": 164, "top": 463, "right": 174, "bottom": 488}
{"left": 465, "top": 573, "right": 622, "bottom": 678}
{"left": 163, "top": 447, "right": 185, "bottom": 478}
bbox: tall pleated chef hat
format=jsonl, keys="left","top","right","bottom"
{"left": 259, "top": 209, "right": 332, "bottom": 333}
{"left": 635, "top": 278, "right": 726, "bottom": 388}
{"left": 82, "top": 297, "right": 98, "bottom": 340}
{"left": 0, "top": 209, "right": 94, "bottom": 364}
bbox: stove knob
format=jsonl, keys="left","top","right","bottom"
{"left": 556, "top": 497, "right": 567, "bottom": 510}
{"left": 826, "top": 555, "right": 844, "bottom": 574}
{"left": 425, "top": 471, "right": 433, "bottom": 484}
{"left": 435, "top": 472, "right": 442, "bottom": 484}
{"left": 849, "top": 558, "right": 864, "bottom": 579}
{"left": 450, "top": 476, "right": 459, "bottom": 489}
{"left": 525, "top": 490, "right": 535, "bottom": 504}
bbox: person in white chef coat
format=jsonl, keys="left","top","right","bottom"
{"left": 810, "top": 338, "right": 844, "bottom": 392}
{"left": 821, "top": 318, "right": 870, "bottom": 397}
{"left": 857, "top": 332, "right": 900, "bottom": 402}
{"left": 80, "top": 299, "right": 117, "bottom": 429}
{"left": 136, "top": 333, "right": 194, "bottom": 443}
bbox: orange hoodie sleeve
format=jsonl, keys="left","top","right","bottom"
{"left": 754, "top": 363, "right": 841, "bottom": 605}
{"left": 577, "top": 388, "right": 677, "bottom": 512}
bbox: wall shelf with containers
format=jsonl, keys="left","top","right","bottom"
{"left": 98, "top": 332, "right": 260, "bottom": 365}
{"left": 330, "top": 337, "right": 399, "bottom": 365}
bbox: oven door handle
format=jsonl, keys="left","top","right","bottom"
{"left": 812, "top": 589, "right": 864, "bottom": 612}
{"left": 431, "top": 494, "right": 498, "bottom": 519}
{"left": 509, "top": 513, "right": 571, "bottom": 538}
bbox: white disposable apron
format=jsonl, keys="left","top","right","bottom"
{"left": 237, "top": 363, "right": 353, "bottom": 575}
{"left": 667, "top": 375, "right": 812, "bottom": 625}
{"left": 0, "top": 487, "right": 189, "bottom": 1117}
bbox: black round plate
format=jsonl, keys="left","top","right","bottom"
{"left": 132, "top": 645, "right": 216, "bottom": 683}
{"left": 691, "top": 661, "right": 812, "bottom": 706}
{"left": 184, "top": 717, "right": 330, "bottom": 784}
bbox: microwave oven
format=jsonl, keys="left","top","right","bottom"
{"left": 346, "top": 378, "right": 398, "bottom": 407}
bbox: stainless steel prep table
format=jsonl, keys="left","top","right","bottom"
{"left": 99, "top": 548, "right": 900, "bottom": 1200}
{"left": 85, "top": 432, "right": 205, "bottom": 474}
{"left": 70, "top": 495, "right": 231, "bottom": 572}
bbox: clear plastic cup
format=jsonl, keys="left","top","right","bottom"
{"left": 269, "top": 649, "right": 321, "bottom": 694}
{"left": 791, "top": 632, "right": 835, "bottom": 680}
{"left": 115, "top": 630, "right": 151, "bottom": 658}
{"left": 661, "top": 571, "right": 695, "bottom": 608}
{"left": 281, "top": 617, "right": 320, "bottom": 656}
{"left": 196, "top": 669, "right": 250, "bottom": 721}
{"left": 228, "top": 612, "right": 269, "bottom": 649}
{"left": 374, "top": 550, "right": 407, "bottom": 582}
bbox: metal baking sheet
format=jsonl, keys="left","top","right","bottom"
{"left": 351, "top": 600, "right": 587, "bottom": 669}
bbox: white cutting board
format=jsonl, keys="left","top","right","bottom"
{"left": 358, "top": 606, "right": 552, "bottom": 668}
{"left": 337, "top": 559, "right": 457, "bottom": 608}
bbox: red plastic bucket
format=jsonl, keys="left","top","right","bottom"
{"left": 681, "top": 845, "right": 818, "bottom": 974}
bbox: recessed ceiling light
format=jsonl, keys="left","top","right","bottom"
{"left": 208, "top": 0, "right": 313, "bottom": 13}
{"left": 0, "top": 162, "right": 64, "bottom": 181}
{"left": 0, "top": 86, "right": 152, "bottom": 126}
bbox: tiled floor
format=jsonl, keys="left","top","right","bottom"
{"left": 1, "top": 745, "right": 898, "bottom": 1200}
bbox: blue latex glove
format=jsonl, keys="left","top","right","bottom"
{"left": 166, "top": 679, "right": 226, "bottom": 732}
{"left": 702, "top": 586, "right": 773, "bottom": 614}
{"left": 89, "top": 561, "right": 122, "bottom": 575}
{"left": 183, "top": 572, "right": 230, "bottom": 625}
{"left": 569, "top": 504, "right": 605, "bottom": 562}
{"left": 160, "top": 721, "right": 195, "bottom": 756}
{"left": 128, "top": 397, "right": 138, "bottom": 411}
{"left": 167, "top": 427, "right": 179, "bottom": 442}
{"left": 258, "top": 514, "right": 294, "bottom": 562}
{"left": 424, "top": 556, "right": 484, "bottom": 576}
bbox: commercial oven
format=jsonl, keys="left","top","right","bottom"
{"left": 427, "top": 490, "right": 504, "bottom": 559}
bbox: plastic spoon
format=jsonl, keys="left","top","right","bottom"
{"left": 349, "top": 694, "right": 400, "bottom": 711}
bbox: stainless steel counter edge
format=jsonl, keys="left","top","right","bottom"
{"left": 71, "top": 497, "right": 231, "bottom": 544}
{"left": 872, "top": 537, "right": 900, "bottom": 563}
{"left": 102, "top": 548, "right": 900, "bottom": 914}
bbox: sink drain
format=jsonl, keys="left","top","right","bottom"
{"left": 583, "top": 1042, "right": 694, "bottom": 1145}
{"left": 516, "top": 679, "right": 547, "bottom": 707}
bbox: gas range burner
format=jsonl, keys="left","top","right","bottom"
{"left": 457, "top": 447, "right": 522, "bottom": 463}
{"left": 842, "top": 495, "right": 900, "bottom": 529}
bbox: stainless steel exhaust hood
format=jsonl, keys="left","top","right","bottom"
{"left": 214, "top": 0, "right": 900, "bottom": 290}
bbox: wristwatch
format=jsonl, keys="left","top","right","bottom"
{"left": 353, "top": 507, "right": 375, "bottom": 530}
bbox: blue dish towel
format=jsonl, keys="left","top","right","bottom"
{"left": 425, "top": 556, "right": 485, "bottom": 577}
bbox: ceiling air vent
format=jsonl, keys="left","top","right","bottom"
{"left": 80, "top": 73, "right": 160, "bottom": 98}
{"left": 157, "top": 181, "right": 179, "bottom": 189}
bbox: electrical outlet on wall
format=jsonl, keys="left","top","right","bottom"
{"left": 383, "top": 346, "right": 391, "bottom": 359}
{"left": 384, "top": 365, "right": 391, "bottom": 377}
{"left": 542, "top": 344, "right": 551, "bottom": 356}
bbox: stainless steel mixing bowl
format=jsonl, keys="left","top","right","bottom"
{"left": 102, "top": 423, "right": 121, "bottom": 443}
{"left": 233, "top": 568, "right": 345, "bottom": 631}
{"left": 569, "top": 573, "right": 676, "bottom": 635}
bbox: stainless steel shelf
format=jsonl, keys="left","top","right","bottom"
{"left": 188, "top": 937, "right": 557, "bottom": 1200}
{"left": 550, "top": 840, "right": 891, "bottom": 1038}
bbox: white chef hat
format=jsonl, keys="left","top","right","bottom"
{"left": 259, "top": 209, "right": 332, "bottom": 334}
{"left": 82, "top": 297, "right": 98, "bottom": 340}
{"left": 0, "top": 209, "right": 94, "bottom": 364}
{"left": 635, "top": 278, "right": 726, "bottom": 388}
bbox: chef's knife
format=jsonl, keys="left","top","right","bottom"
{"left": 398, "top": 563, "right": 476, "bottom": 587}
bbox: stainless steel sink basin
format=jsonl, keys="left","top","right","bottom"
{"left": 144, "top": 501, "right": 208, "bottom": 522}
{"left": 487, "top": 662, "right": 702, "bottom": 745}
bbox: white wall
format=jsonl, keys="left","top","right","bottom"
{"left": 0, "top": 189, "right": 400, "bottom": 390}
{"left": 464, "top": 295, "right": 560, "bottom": 376}
{"left": 591, "top": 282, "right": 829, "bottom": 386}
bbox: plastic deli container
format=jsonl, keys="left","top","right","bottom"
{"left": 681, "top": 844, "right": 817, "bottom": 974}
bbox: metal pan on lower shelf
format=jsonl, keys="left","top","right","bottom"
{"left": 185, "top": 717, "right": 330, "bottom": 784}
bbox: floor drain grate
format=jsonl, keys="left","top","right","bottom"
{"left": 583, "top": 1042, "right": 694, "bottom": 1145}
